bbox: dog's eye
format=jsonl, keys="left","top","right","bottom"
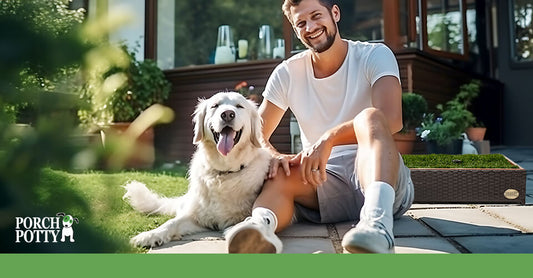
{"left": 236, "top": 104, "right": 244, "bottom": 109}
{"left": 211, "top": 104, "right": 219, "bottom": 109}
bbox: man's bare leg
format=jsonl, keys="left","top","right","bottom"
{"left": 342, "top": 108, "right": 400, "bottom": 253}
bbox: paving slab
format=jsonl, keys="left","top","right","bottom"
{"left": 281, "top": 238, "right": 336, "bottom": 253}
{"left": 480, "top": 206, "right": 533, "bottom": 232}
{"left": 492, "top": 148, "right": 533, "bottom": 162}
{"left": 181, "top": 230, "right": 224, "bottom": 241}
{"left": 394, "top": 237, "right": 461, "bottom": 254}
{"left": 453, "top": 235, "right": 533, "bottom": 253}
{"left": 391, "top": 215, "right": 435, "bottom": 237}
{"left": 149, "top": 240, "right": 226, "bottom": 254}
{"left": 409, "top": 208, "right": 522, "bottom": 236}
{"left": 278, "top": 222, "right": 329, "bottom": 238}
{"left": 334, "top": 216, "right": 435, "bottom": 238}
{"left": 515, "top": 161, "right": 533, "bottom": 170}
{"left": 334, "top": 221, "right": 356, "bottom": 238}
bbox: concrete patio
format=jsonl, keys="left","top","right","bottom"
{"left": 149, "top": 147, "right": 533, "bottom": 254}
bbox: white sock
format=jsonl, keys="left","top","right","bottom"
{"left": 251, "top": 207, "right": 278, "bottom": 232}
{"left": 360, "top": 181, "right": 395, "bottom": 235}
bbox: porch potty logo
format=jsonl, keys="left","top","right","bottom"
{"left": 15, "top": 212, "right": 79, "bottom": 243}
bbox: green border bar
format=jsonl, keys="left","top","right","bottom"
{"left": 2, "top": 254, "right": 532, "bottom": 277}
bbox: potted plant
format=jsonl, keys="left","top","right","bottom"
{"left": 394, "top": 92, "right": 427, "bottom": 154}
{"left": 79, "top": 44, "right": 171, "bottom": 168}
{"left": 457, "top": 80, "right": 486, "bottom": 141}
{"left": 419, "top": 94, "right": 476, "bottom": 154}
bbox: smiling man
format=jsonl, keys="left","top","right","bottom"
{"left": 225, "top": 0, "right": 414, "bottom": 253}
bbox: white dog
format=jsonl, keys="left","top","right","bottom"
{"left": 123, "top": 92, "right": 271, "bottom": 248}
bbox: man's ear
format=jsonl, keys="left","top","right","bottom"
{"left": 332, "top": 4, "right": 341, "bottom": 23}
{"left": 192, "top": 98, "right": 207, "bottom": 144}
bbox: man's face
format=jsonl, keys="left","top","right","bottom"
{"left": 290, "top": 0, "right": 339, "bottom": 53}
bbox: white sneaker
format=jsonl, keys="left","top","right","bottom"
{"left": 341, "top": 220, "right": 395, "bottom": 254}
{"left": 225, "top": 217, "right": 283, "bottom": 253}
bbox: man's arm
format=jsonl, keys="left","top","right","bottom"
{"left": 371, "top": 75, "right": 403, "bottom": 134}
{"left": 258, "top": 99, "right": 295, "bottom": 177}
{"left": 258, "top": 99, "right": 285, "bottom": 153}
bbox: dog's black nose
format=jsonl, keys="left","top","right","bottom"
{"left": 221, "top": 110, "right": 235, "bottom": 122}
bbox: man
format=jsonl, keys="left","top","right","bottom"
{"left": 225, "top": 0, "right": 414, "bottom": 253}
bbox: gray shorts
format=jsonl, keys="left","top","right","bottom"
{"left": 294, "top": 147, "right": 414, "bottom": 224}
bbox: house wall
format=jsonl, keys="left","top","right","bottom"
{"left": 496, "top": 0, "right": 533, "bottom": 146}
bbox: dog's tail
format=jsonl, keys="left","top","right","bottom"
{"left": 122, "top": 180, "right": 180, "bottom": 216}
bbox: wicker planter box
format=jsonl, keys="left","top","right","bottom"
{"left": 410, "top": 156, "right": 526, "bottom": 204}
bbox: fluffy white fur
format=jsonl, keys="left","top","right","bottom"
{"left": 123, "top": 92, "right": 271, "bottom": 248}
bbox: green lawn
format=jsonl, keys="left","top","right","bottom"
{"left": 34, "top": 167, "right": 190, "bottom": 253}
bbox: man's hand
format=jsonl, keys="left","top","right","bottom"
{"left": 290, "top": 138, "right": 332, "bottom": 187}
{"left": 268, "top": 154, "right": 296, "bottom": 179}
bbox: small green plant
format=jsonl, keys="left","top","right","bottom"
{"left": 401, "top": 92, "right": 427, "bottom": 132}
{"left": 79, "top": 44, "right": 171, "bottom": 129}
{"left": 419, "top": 80, "right": 480, "bottom": 146}
{"left": 110, "top": 45, "right": 171, "bottom": 122}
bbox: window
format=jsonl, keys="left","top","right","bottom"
{"left": 156, "top": 0, "right": 283, "bottom": 69}
{"left": 510, "top": 0, "right": 533, "bottom": 63}
{"left": 421, "top": 0, "right": 469, "bottom": 59}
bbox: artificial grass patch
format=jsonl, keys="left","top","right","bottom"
{"left": 35, "top": 168, "right": 190, "bottom": 253}
{"left": 402, "top": 154, "right": 519, "bottom": 169}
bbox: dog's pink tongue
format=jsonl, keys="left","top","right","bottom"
{"left": 217, "top": 128, "right": 236, "bottom": 156}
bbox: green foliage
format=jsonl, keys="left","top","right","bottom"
{"left": 0, "top": 0, "right": 149, "bottom": 252}
{"left": 419, "top": 80, "right": 481, "bottom": 146}
{"left": 402, "top": 154, "right": 519, "bottom": 169}
{"left": 110, "top": 46, "right": 171, "bottom": 122}
{"left": 0, "top": 0, "right": 87, "bottom": 124}
{"left": 78, "top": 44, "right": 171, "bottom": 128}
{"left": 427, "top": 14, "right": 462, "bottom": 53}
{"left": 401, "top": 92, "right": 428, "bottom": 132}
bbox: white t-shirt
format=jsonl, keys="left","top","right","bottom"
{"left": 263, "top": 40, "right": 400, "bottom": 153}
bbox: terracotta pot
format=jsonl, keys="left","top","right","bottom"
{"left": 103, "top": 122, "right": 155, "bottom": 169}
{"left": 466, "top": 127, "right": 486, "bottom": 141}
{"left": 393, "top": 130, "right": 417, "bottom": 154}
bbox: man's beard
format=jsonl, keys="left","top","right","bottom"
{"left": 302, "top": 27, "right": 337, "bottom": 53}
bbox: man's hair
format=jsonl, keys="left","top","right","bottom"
{"left": 282, "top": 0, "right": 336, "bottom": 24}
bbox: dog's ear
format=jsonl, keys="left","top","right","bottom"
{"left": 192, "top": 98, "right": 207, "bottom": 144}
{"left": 249, "top": 106, "right": 263, "bottom": 148}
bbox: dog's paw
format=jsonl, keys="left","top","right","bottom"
{"left": 130, "top": 230, "right": 172, "bottom": 248}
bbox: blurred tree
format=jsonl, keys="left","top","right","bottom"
{"left": 0, "top": 0, "right": 131, "bottom": 252}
